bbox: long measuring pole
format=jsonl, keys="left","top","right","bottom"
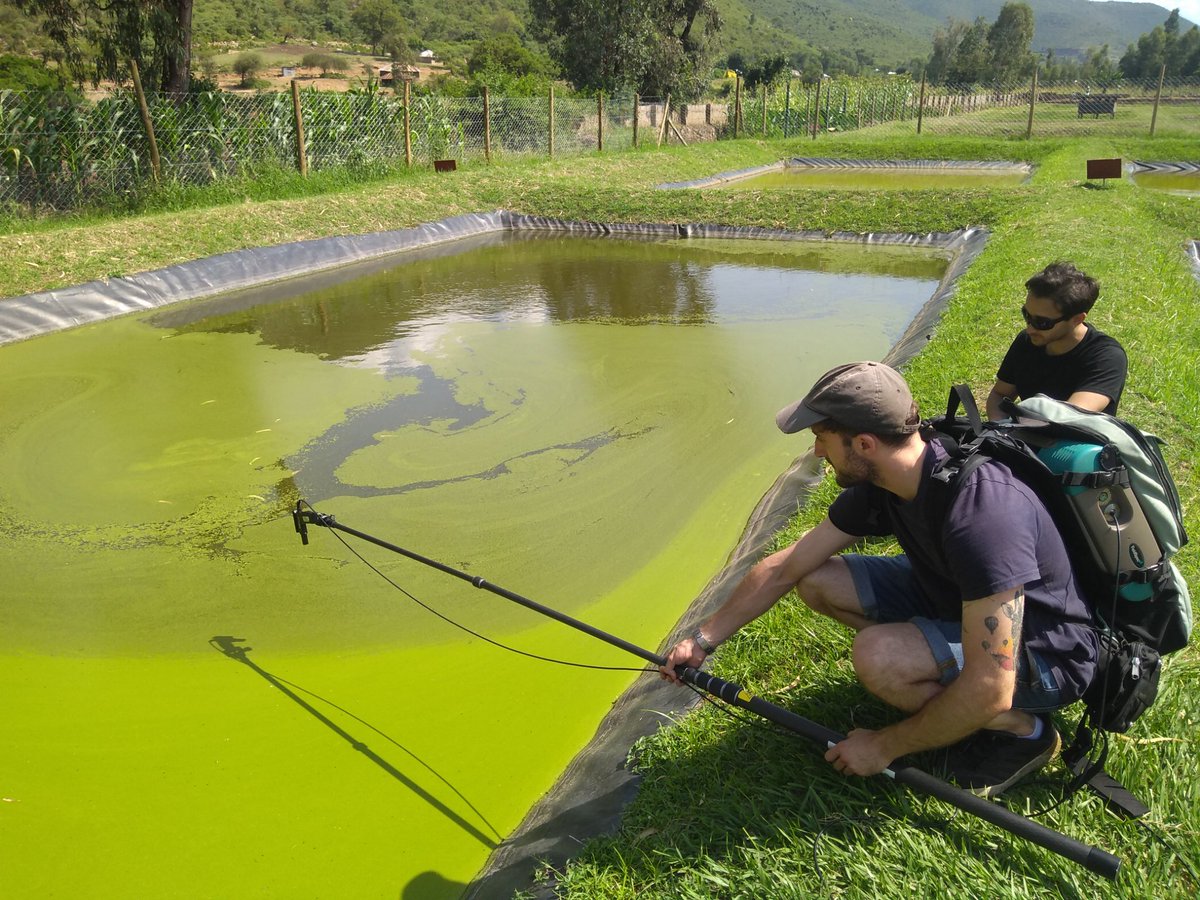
{"left": 293, "top": 502, "right": 1121, "bottom": 880}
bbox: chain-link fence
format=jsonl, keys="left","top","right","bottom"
{"left": 0, "top": 85, "right": 650, "bottom": 211}
{"left": 737, "top": 74, "right": 1200, "bottom": 140}
{"left": 4, "top": 74, "right": 1200, "bottom": 212}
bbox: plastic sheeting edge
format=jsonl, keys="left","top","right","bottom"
{"left": 1, "top": 213, "right": 984, "bottom": 346}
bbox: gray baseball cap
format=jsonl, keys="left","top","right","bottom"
{"left": 775, "top": 361, "right": 918, "bottom": 435}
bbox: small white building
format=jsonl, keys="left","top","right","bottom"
{"left": 418, "top": 49, "right": 436, "bottom": 62}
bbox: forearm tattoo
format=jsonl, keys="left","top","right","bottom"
{"left": 981, "top": 588, "right": 1024, "bottom": 672}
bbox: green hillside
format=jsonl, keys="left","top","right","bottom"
{"left": 1, "top": 0, "right": 1190, "bottom": 79}
{"left": 726, "top": 0, "right": 1192, "bottom": 67}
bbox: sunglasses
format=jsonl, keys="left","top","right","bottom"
{"left": 1021, "top": 307, "right": 1071, "bottom": 331}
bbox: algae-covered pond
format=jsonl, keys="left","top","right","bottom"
{"left": 0, "top": 232, "right": 946, "bottom": 897}
{"left": 1131, "top": 167, "right": 1200, "bottom": 194}
{"left": 716, "top": 166, "right": 1029, "bottom": 191}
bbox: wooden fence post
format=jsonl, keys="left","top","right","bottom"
{"left": 403, "top": 80, "right": 412, "bottom": 167}
{"left": 129, "top": 59, "right": 161, "bottom": 185}
{"left": 1025, "top": 68, "right": 1038, "bottom": 140}
{"left": 733, "top": 75, "right": 742, "bottom": 138}
{"left": 633, "top": 93, "right": 640, "bottom": 147}
{"left": 811, "top": 78, "right": 822, "bottom": 139}
{"left": 290, "top": 79, "right": 308, "bottom": 176}
{"left": 658, "top": 94, "right": 671, "bottom": 145}
{"left": 783, "top": 77, "right": 791, "bottom": 137}
{"left": 597, "top": 91, "right": 604, "bottom": 151}
{"left": 548, "top": 85, "right": 555, "bottom": 157}
{"left": 916, "top": 71, "right": 927, "bottom": 135}
{"left": 483, "top": 85, "right": 492, "bottom": 162}
{"left": 1149, "top": 63, "right": 1166, "bottom": 137}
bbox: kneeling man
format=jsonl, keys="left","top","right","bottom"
{"left": 663, "top": 361, "right": 1098, "bottom": 797}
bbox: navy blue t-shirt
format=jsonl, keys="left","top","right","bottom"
{"left": 829, "top": 441, "right": 1098, "bottom": 702}
{"left": 996, "top": 324, "right": 1127, "bottom": 415}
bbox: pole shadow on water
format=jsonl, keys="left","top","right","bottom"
{"left": 402, "top": 870, "right": 469, "bottom": 900}
{"left": 209, "top": 635, "right": 501, "bottom": 850}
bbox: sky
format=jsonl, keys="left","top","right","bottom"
{"left": 1090, "top": 0, "right": 1200, "bottom": 31}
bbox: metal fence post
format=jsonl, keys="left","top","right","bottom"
{"left": 761, "top": 82, "right": 768, "bottom": 136}
{"left": 597, "top": 91, "right": 604, "bottom": 151}
{"left": 1150, "top": 64, "right": 1166, "bottom": 137}
{"left": 1025, "top": 68, "right": 1038, "bottom": 140}
{"left": 290, "top": 79, "right": 308, "bottom": 176}
{"left": 483, "top": 85, "right": 492, "bottom": 162}
{"left": 633, "top": 93, "right": 639, "bottom": 147}
{"left": 129, "top": 59, "right": 161, "bottom": 185}
{"left": 548, "top": 85, "right": 555, "bottom": 157}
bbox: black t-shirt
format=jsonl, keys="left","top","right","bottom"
{"left": 996, "top": 324, "right": 1127, "bottom": 415}
{"left": 829, "top": 441, "right": 1098, "bottom": 703}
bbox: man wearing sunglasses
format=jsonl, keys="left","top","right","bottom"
{"left": 985, "top": 262, "right": 1127, "bottom": 420}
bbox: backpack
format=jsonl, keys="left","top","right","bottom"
{"left": 924, "top": 385, "right": 1192, "bottom": 816}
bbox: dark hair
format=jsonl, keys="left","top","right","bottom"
{"left": 814, "top": 402, "right": 921, "bottom": 447}
{"left": 1024, "top": 262, "right": 1100, "bottom": 317}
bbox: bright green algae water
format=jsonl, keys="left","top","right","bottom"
{"left": 717, "top": 167, "right": 1027, "bottom": 190}
{"left": 0, "top": 233, "right": 945, "bottom": 897}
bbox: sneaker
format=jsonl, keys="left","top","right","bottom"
{"left": 947, "top": 717, "right": 1061, "bottom": 799}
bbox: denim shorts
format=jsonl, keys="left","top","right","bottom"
{"left": 843, "top": 553, "right": 1063, "bottom": 713}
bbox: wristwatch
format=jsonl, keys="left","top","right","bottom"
{"left": 691, "top": 628, "right": 719, "bottom": 654}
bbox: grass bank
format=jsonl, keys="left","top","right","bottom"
{"left": 1, "top": 132, "right": 1197, "bottom": 897}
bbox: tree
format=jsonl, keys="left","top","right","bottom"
{"left": 926, "top": 18, "right": 971, "bottom": 84}
{"left": 529, "top": 0, "right": 721, "bottom": 98}
{"left": 988, "top": 2, "right": 1035, "bottom": 83}
{"left": 1120, "top": 26, "right": 1168, "bottom": 77}
{"left": 15, "top": 0, "right": 195, "bottom": 92}
{"left": 301, "top": 51, "right": 348, "bottom": 76}
{"left": 232, "top": 51, "right": 262, "bottom": 87}
{"left": 743, "top": 53, "right": 787, "bottom": 89}
{"left": 1120, "top": 10, "right": 1200, "bottom": 77}
{"left": 0, "top": 51, "right": 75, "bottom": 90}
{"left": 947, "top": 17, "right": 991, "bottom": 84}
{"left": 467, "top": 33, "right": 554, "bottom": 78}
{"left": 350, "top": 0, "right": 403, "bottom": 56}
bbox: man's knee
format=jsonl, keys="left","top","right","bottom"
{"left": 797, "top": 557, "right": 848, "bottom": 610}
{"left": 852, "top": 624, "right": 940, "bottom": 693}
{"left": 796, "top": 556, "right": 868, "bottom": 626}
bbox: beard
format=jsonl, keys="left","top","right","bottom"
{"left": 831, "top": 445, "right": 876, "bottom": 487}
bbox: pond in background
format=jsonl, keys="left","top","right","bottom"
{"left": 714, "top": 164, "right": 1030, "bottom": 191}
{"left": 0, "top": 232, "right": 946, "bottom": 898}
{"left": 1131, "top": 165, "right": 1200, "bottom": 195}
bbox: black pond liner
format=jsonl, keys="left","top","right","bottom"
{"left": 0, "top": 213, "right": 989, "bottom": 897}
{"left": 657, "top": 157, "right": 1033, "bottom": 190}
{"left": 1131, "top": 160, "right": 1200, "bottom": 177}
{"left": 1130, "top": 160, "right": 1200, "bottom": 194}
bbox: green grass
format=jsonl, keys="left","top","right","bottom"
{"left": 1, "top": 130, "right": 1197, "bottom": 897}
